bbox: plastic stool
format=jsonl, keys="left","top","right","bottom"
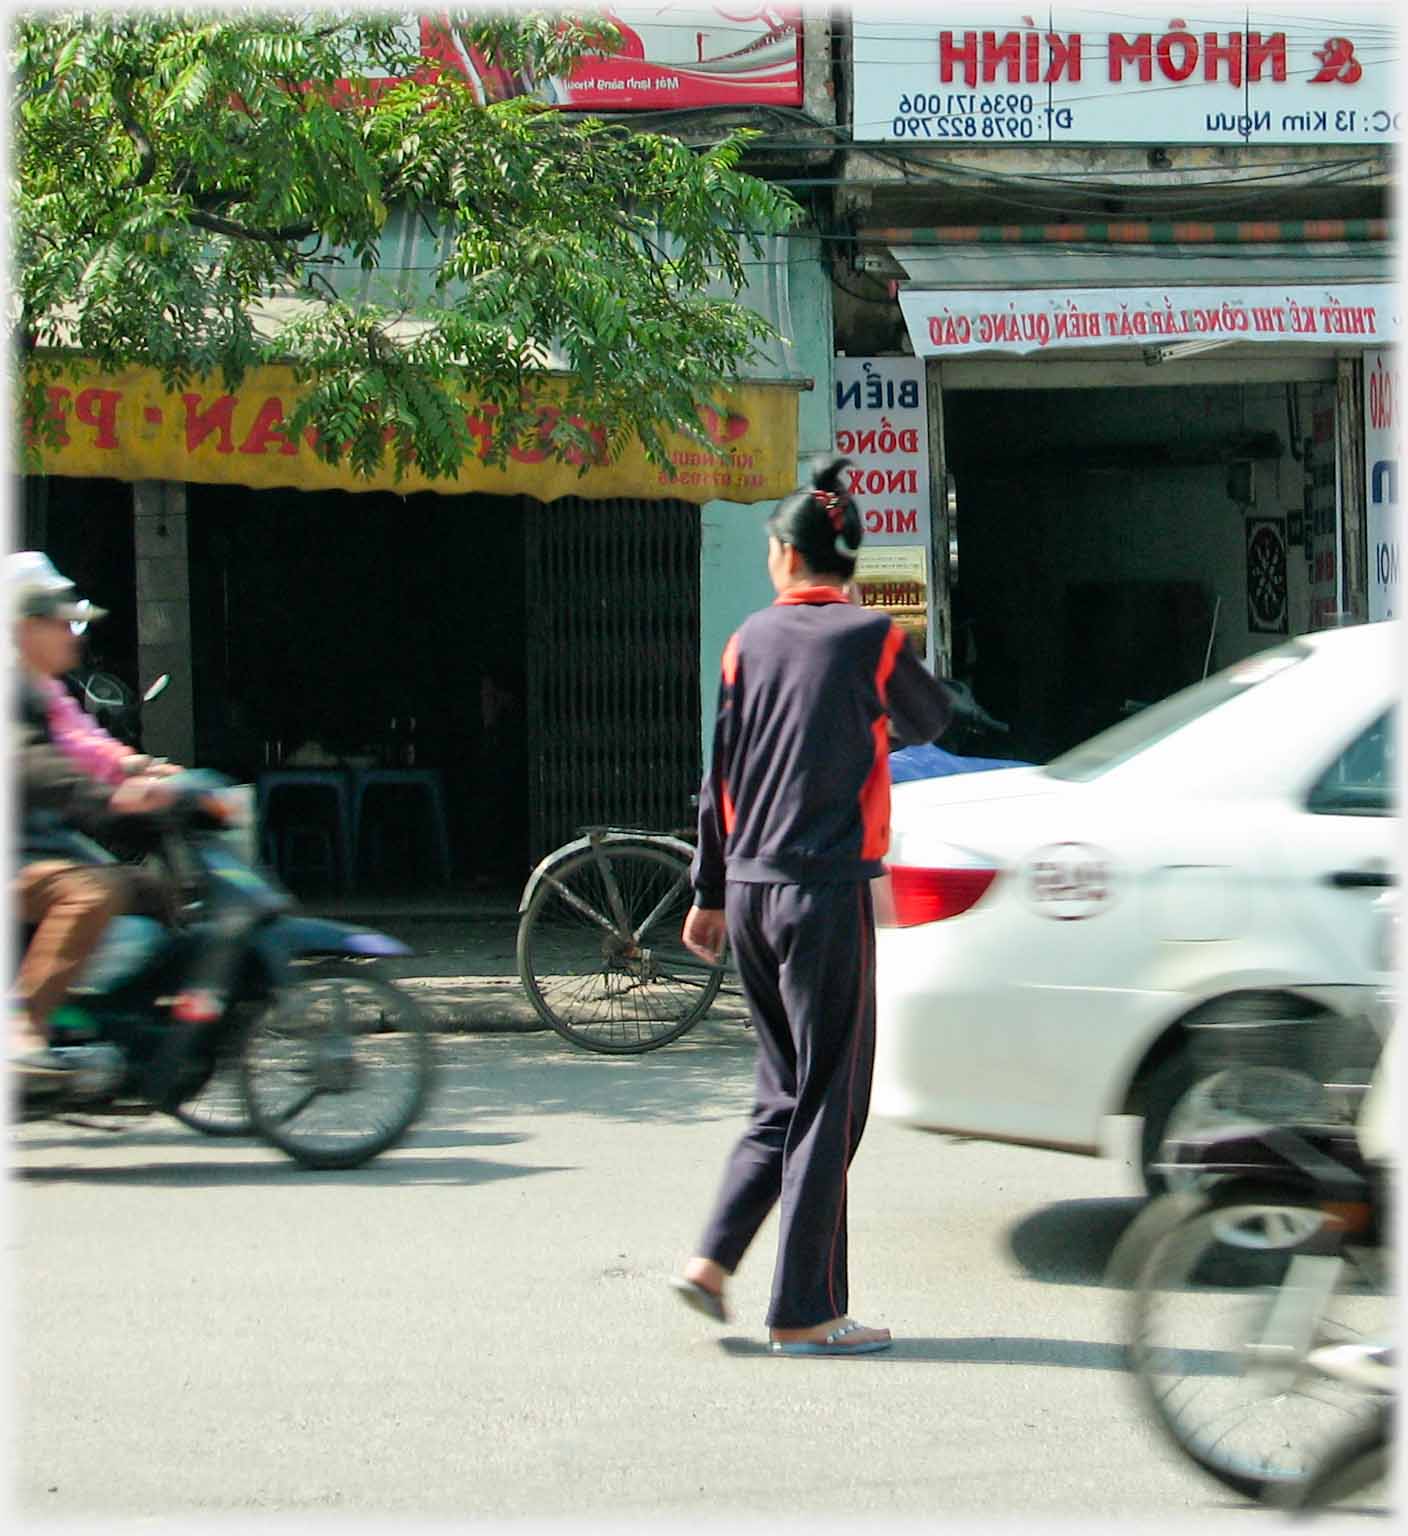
{"left": 281, "top": 826, "right": 337, "bottom": 886}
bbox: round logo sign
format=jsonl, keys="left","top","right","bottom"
{"left": 1023, "top": 842, "right": 1114, "bottom": 920}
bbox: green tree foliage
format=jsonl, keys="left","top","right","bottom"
{"left": 12, "top": 10, "right": 799, "bottom": 478}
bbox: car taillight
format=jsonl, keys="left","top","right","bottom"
{"left": 879, "top": 864, "right": 1000, "bottom": 926}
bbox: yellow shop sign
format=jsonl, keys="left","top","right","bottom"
{"left": 24, "top": 361, "right": 798, "bottom": 504}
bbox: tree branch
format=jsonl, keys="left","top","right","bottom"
{"left": 188, "top": 210, "right": 318, "bottom": 242}
{"left": 111, "top": 72, "right": 156, "bottom": 190}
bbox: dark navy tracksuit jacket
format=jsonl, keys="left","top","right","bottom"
{"left": 690, "top": 587, "right": 952, "bottom": 1328}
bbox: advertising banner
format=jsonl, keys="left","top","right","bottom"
{"left": 1364, "top": 349, "right": 1400, "bottom": 621}
{"left": 419, "top": 7, "right": 803, "bottom": 110}
{"left": 833, "top": 356, "right": 933, "bottom": 662}
{"left": 853, "top": 4, "right": 1397, "bottom": 146}
{"left": 832, "top": 358, "right": 932, "bottom": 544}
{"left": 852, "top": 545, "right": 930, "bottom": 660}
{"left": 898, "top": 283, "right": 1399, "bottom": 358}
{"left": 23, "top": 362, "right": 798, "bottom": 505}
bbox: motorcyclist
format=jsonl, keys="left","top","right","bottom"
{"left": 9, "top": 552, "right": 182, "bottom": 1084}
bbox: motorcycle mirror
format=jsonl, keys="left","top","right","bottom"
{"left": 142, "top": 674, "right": 171, "bottom": 704}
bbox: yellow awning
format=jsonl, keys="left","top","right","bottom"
{"left": 24, "top": 360, "right": 799, "bottom": 504}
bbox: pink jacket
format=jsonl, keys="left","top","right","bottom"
{"left": 39, "top": 675, "right": 132, "bottom": 786}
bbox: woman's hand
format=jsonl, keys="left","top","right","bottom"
{"left": 682, "top": 905, "right": 727, "bottom": 963}
{"left": 110, "top": 775, "right": 177, "bottom": 816}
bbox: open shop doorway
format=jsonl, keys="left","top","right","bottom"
{"left": 187, "top": 484, "right": 528, "bottom": 895}
{"left": 941, "top": 377, "right": 1337, "bottom": 764}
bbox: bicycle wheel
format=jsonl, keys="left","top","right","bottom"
{"left": 1129, "top": 1182, "right": 1392, "bottom": 1501}
{"left": 1281, "top": 1400, "right": 1394, "bottom": 1512}
{"left": 241, "top": 960, "right": 435, "bottom": 1170}
{"left": 517, "top": 841, "right": 724, "bottom": 1054}
{"left": 171, "top": 1018, "right": 255, "bottom": 1137}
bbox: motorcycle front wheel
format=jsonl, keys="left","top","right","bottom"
{"left": 240, "top": 960, "right": 434, "bottom": 1170}
{"left": 1127, "top": 1181, "right": 1391, "bottom": 1502}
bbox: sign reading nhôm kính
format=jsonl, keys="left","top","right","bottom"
{"left": 853, "top": 3, "right": 1398, "bottom": 146}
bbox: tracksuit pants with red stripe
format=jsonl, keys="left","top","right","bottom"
{"left": 695, "top": 878, "right": 877, "bottom": 1329}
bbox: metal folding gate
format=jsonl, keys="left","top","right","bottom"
{"left": 524, "top": 496, "right": 701, "bottom": 861}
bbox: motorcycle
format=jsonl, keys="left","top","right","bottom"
{"left": 1108, "top": 951, "right": 1394, "bottom": 1507}
{"left": 16, "top": 768, "right": 436, "bottom": 1170}
{"left": 69, "top": 665, "right": 162, "bottom": 749}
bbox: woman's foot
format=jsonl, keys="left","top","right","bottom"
{"left": 9, "top": 1011, "right": 70, "bottom": 1076}
{"left": 670, "top": 1257, "right": 729, "bottom": 1322}
{"left": 769, "top": 1317, "right": 892, "bottom": 1356}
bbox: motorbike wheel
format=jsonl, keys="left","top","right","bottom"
{"left": 516, "top": 841, "right": 724, "bottom": 1054}
{"left": 171, "top": 1009, "right": 257, "bottom": 1137}
{"left": 1128, "top": 1181, "right": 1391, "bottom": 1501}
{"left": 1139, "top": 1046, "right": 1332, "bottom": 1196}
{"left": 172, "top": 1056, "right": 253, "bottom": 1137}
{"left": 240, "top": 960, "right": 434, "bottom": 1170}
{"left": 1278, "top": 1400, "right": 1394, "bottom": 1512}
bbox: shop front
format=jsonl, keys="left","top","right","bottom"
{"left": 838, "top": 244, "right": 1399, "bottom": 765}
{"left": 834, "top": 2, "right": 1398, "bottom": 765}
{"left": 23, "top": 358, "right": 802, "bottom": 882}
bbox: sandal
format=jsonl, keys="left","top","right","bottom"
{"left": 770, "top": 1320, "right": 892, "bottom": 1356}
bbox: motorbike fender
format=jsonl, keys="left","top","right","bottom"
{"left": 250, "top": 917, "right": 413, "bottom": 982}
{"left": 517, "top": 832, "right": 696, "bottom": 913}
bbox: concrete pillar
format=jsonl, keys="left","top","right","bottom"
{"left": 133, "top": 480, "right": 196, "bottom": 766}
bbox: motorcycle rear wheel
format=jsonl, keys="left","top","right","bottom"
{"left": 1128, "top": 1181, "right": 1390, "bottom": 1501}
{"left": 240, "top": 960, "right": 434, "bottom": 1170}
{"left": 171, "top": 1012, "right": 256, "bottom": 1137}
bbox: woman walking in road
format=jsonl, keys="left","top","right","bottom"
{"left": 672, "top": 456, "right": 953, "bottom": 1355}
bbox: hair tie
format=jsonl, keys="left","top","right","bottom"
{"left": 815, "top": 488, "right": 846, "bottom": 533}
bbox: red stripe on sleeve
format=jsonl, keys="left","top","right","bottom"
{"left": 858, "top": 623, "right": 906, "bottom": 861}
{"left": 721, "top": 632, "right": 740, "bottom": 686}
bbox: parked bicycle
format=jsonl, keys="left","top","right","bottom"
{"left": 518, "top": 688, "right": 1021, "bottom": 1056}
{"left": 516, "top": 825, "right": 732, "bottom": 1054}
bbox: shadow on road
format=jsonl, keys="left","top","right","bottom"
{"left": 719, "top": 1335, "right": 1130, "bottom": 1371}
{"left": 1006, "top": 1197, "right": 1146, "bottom": 1287}
{"left": 12, "top": 1152, "right": 570, "bottom": 1188}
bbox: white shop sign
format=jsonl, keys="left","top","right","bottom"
{"left": 833, "top": 358, "right": 932, "bottom": 545}
{"left": 853, "top": 3, "right": 1398, "bottom": 146}
{"left": 1364, "top": 349, "right": 1400, "bottom": 621}
{"left": 833, "top": 357, "right": 933, "bottom": 667}
{"left": 899, "top": 284, "right": 1400, "bottom": 358}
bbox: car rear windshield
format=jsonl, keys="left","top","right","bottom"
{"left": 1043, "top": 640, "right": 1312, "bottom": 783}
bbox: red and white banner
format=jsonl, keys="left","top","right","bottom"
{"left": 1365, "top": 349, "right": 1400, "bottom": 621}
{"left": 899, "top": 284, "right": 1400, "bottom": 358}
{"left": 420, "top": 7, "right": 803, "bottom": 110}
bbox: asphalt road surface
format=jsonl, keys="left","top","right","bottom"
{"left": 9, "top": 1017, "right": 1377, "bottom": 1524}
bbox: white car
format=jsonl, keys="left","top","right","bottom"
{"left": 872, "top": 621, "right": 1398, "bottom": 1191}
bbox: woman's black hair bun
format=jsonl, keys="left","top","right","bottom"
{"left": 810, "top": 455, "right": 852, "bottom": 494}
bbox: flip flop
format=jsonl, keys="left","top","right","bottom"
{"left": 770, "top": 1321, "right": 892, "bottom": 1357}
{"left": 670, "top": 1276, "right": 728, "bottom": 1324}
